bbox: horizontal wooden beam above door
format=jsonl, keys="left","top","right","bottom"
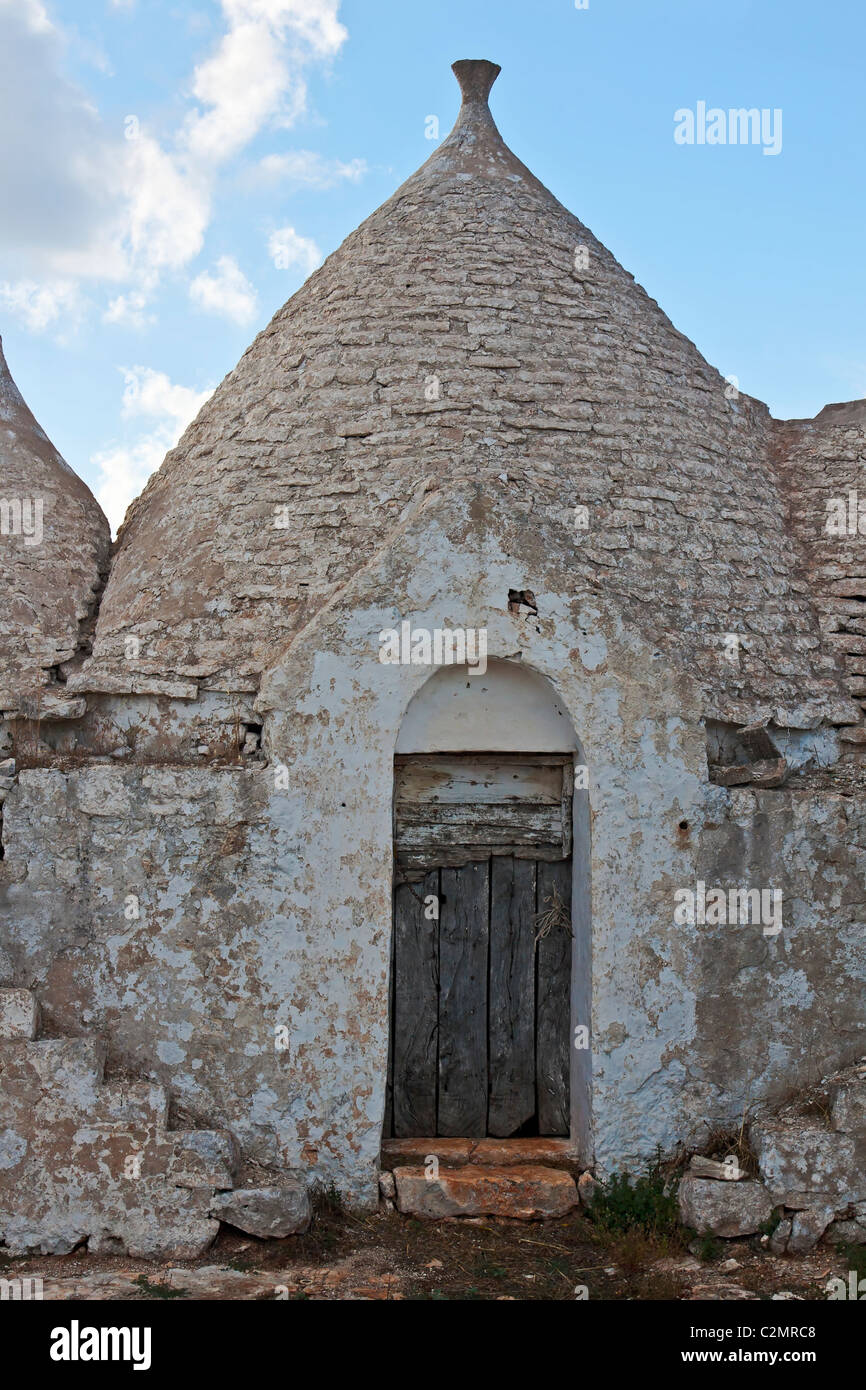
{"left": 394, "top": 753, "right": 573, "bottom": 874}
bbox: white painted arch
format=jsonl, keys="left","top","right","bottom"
{"left": 396, "top": 657, "right": 579, "bottom": 753}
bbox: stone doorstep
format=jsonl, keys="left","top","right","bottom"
{"left": 381, "top": 1137, "right": 582, "bottom": 1175}
{"left": 393, "top": 1163, "right": 579, "bottom": 1220}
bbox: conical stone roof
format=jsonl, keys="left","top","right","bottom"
{"left": 0, "top": 337, "right": 110, "bottom": 717}
{"left": 73, "top": 61, "right": 853, "bottom": 725}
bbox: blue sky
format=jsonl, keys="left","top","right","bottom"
{"left": 1, "top": 0, "right": 864, "bottom": 531}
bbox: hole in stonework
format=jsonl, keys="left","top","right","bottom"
{"left": 239, "top": 722, "right": 263, "bottom": 757}
{"left": 0, "top": 759, "right": 15, "bottom": 861}
{"left": 679, "top": 819, "right": 689, "bottom": 832}
{"left": 507, "top": 587, "right": 538, "bottom": 616}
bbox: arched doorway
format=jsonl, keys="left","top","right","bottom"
{"left": 384, "top": 660, "right": 590, "bottom": 1152}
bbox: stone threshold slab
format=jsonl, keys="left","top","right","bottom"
{"left": 381, "top": 1137, "right": 581, "bottom": 1174}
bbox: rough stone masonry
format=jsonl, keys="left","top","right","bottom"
{"left": 1, "top": 59, "right": 865, "bottom": 1256}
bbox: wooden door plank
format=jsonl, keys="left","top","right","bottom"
{"left": 397, "top": 844, "right": 567, "bottom": 876}
{"left": 438, "top": 860, "right": 489, "bottom": 1136}
{"left": 536, "top": 859, "right": 572, "bottom": 1137}
{"left": 488, "top": 855, "right": 537, "bottom": 1137}
{"left": 396, "top": 802, "right": 563, "bottom": 849}
{"left": 395, "top": 757, "right": 565, "bottom": 805}
{"left": 392, "top": 870, "right": 440, "bottom": 1137}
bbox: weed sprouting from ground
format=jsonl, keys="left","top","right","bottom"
{"left": 758, "top": 1209, "right": 783, "bottom": 1239}
{"left": 695, "top": 1234, "right": 724, "bottom": 1263}
{"left": 311, "top": 1180, "right": 344, "bottom": 1219}
{"left": 290, "top": 1178, "right": 353, "bottom": 1262}
{"left": 608, "top": 1228, "right": 668, "bottom": 1272}
{"left": 837, "top": 1242, "right": 866, "bottom": 1281}
{"left": 590, "top": 1165, "right": 681, "bottom": 1240}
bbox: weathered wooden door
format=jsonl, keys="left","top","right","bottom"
{"left": 387, "top": 755, "right": 573, "bottom": 1139}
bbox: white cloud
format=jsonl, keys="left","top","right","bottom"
{"left": 123, "top": 135, "right": 211, "bottom": 277}
{"left": 0, "top": 4, "right": 124, "bottom": 283}
{"left": 0, "top": 279, "right": 85, "bottom": 333}
{"left": 221, "top": 1, "right": 347, "bottom": 58}
{"left": 184, "top": 20, "right": 299, "bottom": 164}
{"left": 256, "top": 150, "right": 367, "bottom": 188}
{"left": 10, "top": 0, "right": 54, "bottom": 35}
{"left": 183, "top": 0, "right": 347, "bottom": 163}
{"left": 189, "top": 255, "right": 259, "bottom": 325}
{"left": 102, "top": 289, "right": 155, "bottom": 330}
{"left": 119, "top": 365, "right": 213, "bottom": 428}
{"left": 0, "top": 0, "right": 348, "bottom": 332}
{"left": 268, "top": 225, "right": 322, "bottom": 275}
{"left": 92, "top": 434, "right": 171, "bottom": 536}
{"left": 93, "top": 366, "right": 214, "bottom": 534}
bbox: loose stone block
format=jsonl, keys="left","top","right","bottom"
{"left": 769, "top": 1217, "right": 792, "bottom": 1255}
{"left": 689, "top": 1155, "right": 746, "bottom": 1181}
{"left": 826, "top": 1216, "right": 866, "bottom": 1245}
{"left": 578, "top": 1171, "right": 602, "bottom": 1208}
{"left": 210, "top": 1185, "right": 312, "bottom": 1238}
{"left": 678, "top": 1175, "right": 773, "bottom": 1237}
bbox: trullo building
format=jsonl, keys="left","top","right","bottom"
{"left": 1, "top": 60, "right": 865, "bottom": 1257}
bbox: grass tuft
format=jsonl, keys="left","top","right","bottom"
{"left": 590, "top": 1163, "right": 681, "bottom": 1241}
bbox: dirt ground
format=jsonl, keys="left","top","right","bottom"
{"left": 3, "top": 1194, "right": 857, "bottom": 1301}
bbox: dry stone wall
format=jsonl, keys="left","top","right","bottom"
{"left": 677, "top": 1061, "right": 866, "bottom": 1255}
{"left": 774, "top": 405, "right": 866, "bottom": 753}
{"left": 0, "top": 984, "right": 311, "bottom": 1256}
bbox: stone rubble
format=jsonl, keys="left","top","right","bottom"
{"left": 677, "top": 1061, "right": 866, "bottom": 1254}
{"left": 0, "top": 989, "right": 309, "bottom": 1258}
{"left": 688, "top": 1154, "right": 745, "bottom": 1180}
{"left": 577, "top": 1171, "right": 602, "bottom": 1209}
